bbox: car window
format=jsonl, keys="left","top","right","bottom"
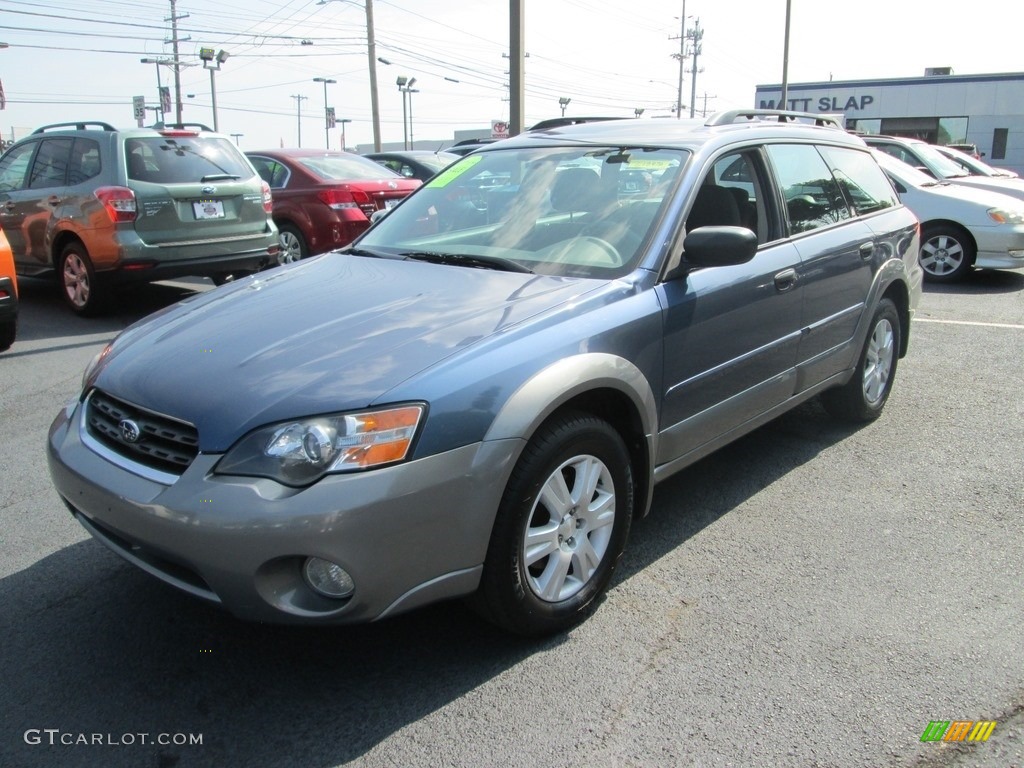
{"left": 298, "top": 154, "right": 400, "bottom": 182}
{"left": 247, "top": 156, "right": 289, "bottom": 188}
{"left": 29, "top": 138, "right": 72, "bottom": 189}
{"left": 125, "top": 136, "right": 254, "bottom": 184}
{"left": 0, "top": 141, "right": 36, "bottom": 192}
{"left": 692, "top": 151, "right": 768, "bottom": 242}
{"left": 68, "top": 139, "right": 101, "bottom": 185}
{"left": 817, "top": 146, "right": 898, "bottom": 216}
{"left": 766, "top": 144, "right": 851, "bottom": 234}
{"left": 359, "top": 145, "right": 688, "bottom": 279}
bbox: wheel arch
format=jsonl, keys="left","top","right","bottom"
{"left": 50, "top": 230, "right": 87, "bottom": 267}
{"left": 484, "top": 353, "right": 658, "bottom": 519}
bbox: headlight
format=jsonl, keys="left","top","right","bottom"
{"left": 987, "top": 207, "right": 1024, "bottom": 225}
{"left": 82, "top": 343, "right": 113, "bottom": 391}
{"left": 215, "top": 404, "right": 425, "bottom": 486}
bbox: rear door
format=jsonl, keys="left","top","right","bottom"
{"left": 126, "top": 134, "right": 269, "bottom": 257}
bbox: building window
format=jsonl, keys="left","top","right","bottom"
{"left": 992, "top": 128, "right": 1008, "bottom": 160}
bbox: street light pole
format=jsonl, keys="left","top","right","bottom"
{"left": 230, "top": 133, "right": 243, "bottom": 146}
{"left": 199, "top": 48, "right": 229, "bottom": 132}
{"left": 397, "top": 77, "right": 416, "bottom": 150}
{"left": 559, "top": 97, "right": 571, "bottom": 117}
{"left": 291, "top": 94, "right": 308, "bottom": 147}
{"left": 339, "top": 118, "right": 352, "bottom": 151}
{"left": 313, "top": 77, "right": 337, "bottom": 148}
{"left": 140, "top": 58, "right": 170, "bottom": 123}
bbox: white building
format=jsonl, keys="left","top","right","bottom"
{"left": 755, "top": 69, "right": 1024, "bottom": 174}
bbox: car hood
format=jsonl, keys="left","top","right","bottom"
{"left": 92, "top": 255, "right": 600, "bottom": 451}
{"left": 900, "top": 179, "right": 1024, "bottom": 221}
{"left": 948, "top": 176, "right": 1024, "bottom": 202}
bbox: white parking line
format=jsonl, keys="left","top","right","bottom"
{"left": 916, "top": 318, "right": 1024, "bottom": 330}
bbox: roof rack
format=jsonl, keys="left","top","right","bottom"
{"left": 150, "top": 122, "right": 213, "bottom": 132}
{"left": 31, "top": 121, "right": 117, "bottom": 134}
{"left": 528, "top": 116, "right": 626, "bottom": 131}
{"left": 705, "top": 109, "right": 844, "bottom": 128}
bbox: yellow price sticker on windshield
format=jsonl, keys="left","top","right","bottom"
{"left": 628, "top": 158, "right": 674, "bottom": 169}
{"left": 427, "top": 154, "right": 484, "bottom": 188}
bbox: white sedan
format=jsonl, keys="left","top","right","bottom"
{"left": 874, "top": 151, "right": 1024, "bottom": 282}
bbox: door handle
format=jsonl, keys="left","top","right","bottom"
{"left": 3, "top": 201, "right": 14, "bottom": 212}
{"left": 859, "top": 242, "right": 875, "bottom": 259}
{"left": 47, "top": 195, "right": 61, "bottom": 207}
{"left": 774, "top": 268, "right": 798, "bottom": 292}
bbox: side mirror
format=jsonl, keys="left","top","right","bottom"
{"left": 683, "top": 226, "right": 758, "bottom": 268}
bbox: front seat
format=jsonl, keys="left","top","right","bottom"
{"left": 686, "top": 185, "right": 741, "bottom": 232}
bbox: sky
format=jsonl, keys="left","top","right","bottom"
{"left": 1, "top": 0, "right": 1023, "bottom": 152}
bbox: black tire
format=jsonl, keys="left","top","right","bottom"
{"left": 821, "top": 298, "right": 901, "bottom": 422}
{"left": 0, "top": 317, "right": 15, "bottom": 352}
{"left": 277, "top": 224, "right": 307, "bottom": 264}
{"left": 58, "top": 242, "right": 106, "bottom": 316}
{"left": 919, "top": 224, "right": 974, "bottom": 282}
{"left": 474, "top": 412, "right": 633, "bottom": 636}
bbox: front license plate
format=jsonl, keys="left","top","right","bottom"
{"left": 193, "top": 200, "right": 225, "bottom": 219}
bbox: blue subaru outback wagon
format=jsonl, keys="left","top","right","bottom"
{"left": 48, "top": 111, "right": 922, "bottom": 635}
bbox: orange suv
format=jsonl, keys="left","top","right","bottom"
{"left": 0, "top": 226, "right": 17, "bottom": 352}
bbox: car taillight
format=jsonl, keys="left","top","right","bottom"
{"left": 316, "top": 188, "right": 372, "bottom": 211}
{"left": 94, "top": 186, "right": 137, "bottom": 223}
{"left": 261, "top": 180, "right": 273, "bottom": 214}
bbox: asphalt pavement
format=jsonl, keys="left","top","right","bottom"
{"left": 1, "top": 269, "right": 1021, "bottom": 768}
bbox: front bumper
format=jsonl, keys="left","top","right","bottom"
{"left": 47, "top": 398, "right": 521, "bottom": 624}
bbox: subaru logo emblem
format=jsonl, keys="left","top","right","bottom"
{"left": 202, "top": 185, "right": 217, "bottom": 195}
{"left": 119, "top": 419, "right": 141, "bottom": 443}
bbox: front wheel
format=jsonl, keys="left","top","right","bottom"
{"left": 474, "top": 412, "right": 633, "bottom": 635}
{"left": 919, "top": 224, "right": 974, "bottom": 282}
{"left": 821, "top": 298, "right": 901, "bottom": 422}
{"left": 58, "top": 243, "right": 106, "bottom": 316}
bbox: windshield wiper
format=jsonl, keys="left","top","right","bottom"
{"left": 201, "top": 173, "right": 241, "bottom": 181}
{"left": 401, "top": 251, "right": 533, "bottom": 274}
{"left": 342, "top": 246, "right": 402, "bottom": 260}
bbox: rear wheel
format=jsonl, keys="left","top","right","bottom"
{"left": 821, "top": 298, "right": 900, "bottom": 422}
{"left": 919, "top": 224, "right": 974, "bottom": 282}
{"left": 58, "top": 242, "right": 106, "bottom": 316}
{"left": 474, "top": 412, "right": 633, "bottom": 635}
{"left": 277, "top": 224, "right": 307, "bottom": 264}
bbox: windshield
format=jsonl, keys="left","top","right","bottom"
{"left": 298, "top": 154, "right": 401, "bottom": 181}
{"left": 357, "top": 145, "right": 687, "bottom": 279}
{"left": 874, "top": 151, "right": 939, "bottom": 188}
{"left": 911, "top": 142, "right": 975, "bottom": 179}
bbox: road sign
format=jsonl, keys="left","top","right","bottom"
{"left": 133, "top": 96, "right": 146, "bottom": 126}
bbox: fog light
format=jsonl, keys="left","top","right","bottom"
{"left": 303, "top": 557, "right": 355, "bottom": 599}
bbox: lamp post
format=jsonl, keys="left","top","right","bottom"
{"left": 634, "top": 108, "right": 645, "bottom": 118}
{"left": 397, "top": 76, "right": 417, "bottom": 150}
{"left": 313, "top": 77, "right": 337, "bottom": 148}
{"left": 140, "top": 58, "right": 171, "bottom": 124}
{"left": 559, "top": 97, "right": 571, "bottom": 117}
{"left": 339, "top": 118, "right": 352, "bottom": 151}
{"left": 230, "top": 133, "right": 244, "bottom": 146}
{"left": 198, "top": 48, "right": 229, "bottom": 132}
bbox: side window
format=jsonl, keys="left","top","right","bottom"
{"left": 0, "top": 141, "right": 37, "bottom": 192}
{"left": 703, "top": 153, "right": 763, "bottom": 240}
{"left": 68, "top": 139, "right": 101, "bottom": 185}
{"left": 765, "top": 144, "right": 851, "bottom": 234}
{"left": 29, "top": 138, "right": 73, "bottom": 189}
{"left": 818, "top": 146, "right": 897, "bottom": 216}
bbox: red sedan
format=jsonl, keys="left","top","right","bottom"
{"left": 246, "top": 149, "right": 421, "bottom": 263}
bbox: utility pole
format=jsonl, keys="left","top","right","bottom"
{"left": 509, "top": 0, "right": 525, "bottom": 136}
{"left": 673, "top": 0, "right": 686, "bottom": 118}
{"left": 291, "top": 95, "right": 308, "bottom": 147}
{"left": 688, "top": 18, "right": 703, "bottom": 118}
{"left": 366, "top": 0, "right": 382, "bottom": 151}
{"left": 167, "top": 0, "right": 189, "bottom": 124}
{"left": 781, "top": 0, "right": 792, "bottom": 109}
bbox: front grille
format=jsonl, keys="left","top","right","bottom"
{"left": 86, "top": 390, "right": 199, "bottom": 476}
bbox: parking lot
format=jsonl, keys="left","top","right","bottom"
{"left": 1, "top": 268, "right": 1022, "bottom": 767}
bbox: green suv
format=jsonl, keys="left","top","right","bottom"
{"left": 0, "top": 122, "right": 280, "bottom": 314}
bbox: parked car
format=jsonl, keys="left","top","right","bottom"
{"left": 874, "top": 151, "right": 1024, "bottom": 282}
{"left": 933, "top": 145, "right": 1019, "bottom": 179}
{"left": 49, "top": 110, "right": 921, "bottom": 635}
{"left": 945, "top": 142, "right": 981, "bottom": 159}
{"left": 363, "top": 150, "right": 459, "bottom": 181}
{"left": 246, "top": 149, "right": 420, "bottom": 263}
{"left": 0, "top": 227, "right": 17, "bottom": 352}
{"left": 446, "top": 138, "right": 498, "bottom": 156}
{"left": 864, "top": 135, "right": 1024, "bottom": 202}
{"left": 0, "top": 122, "right": 279, "bottom": 315}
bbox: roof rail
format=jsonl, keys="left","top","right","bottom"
{"left": 31, "top": 121, "right": 117, "bottom": 134}
{"left": 150, "top": 122, "right": 213, "bottom": 132}
{"left": 705, "top": 109, "right": 844, "bottom": 128}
